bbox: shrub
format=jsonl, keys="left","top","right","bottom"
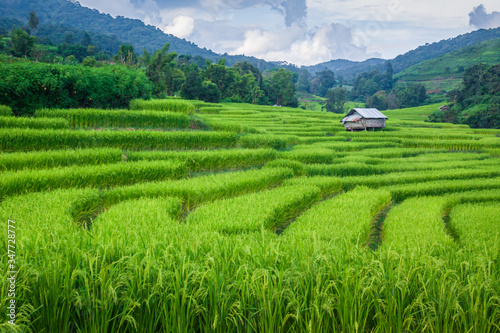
{"left": 0, "top": 62, "right": 152, "bottom": 115}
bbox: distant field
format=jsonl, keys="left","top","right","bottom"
{"left": 0, "top": 99, "right": 499, "bottom": 332}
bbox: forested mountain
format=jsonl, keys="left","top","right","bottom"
{"left": 305, "top": 27, "right": 500, "bottom": 81}
{"left": 303, "top": 58, "right": 386, "bottom": 82}
{"left": 1, "top": 0, "right": 499, "bottom": 83}
{"left": 0, "top": 0, "right": 280, "bottom": 70}
{"left": 395, "top": 38, "right": 500, "bottom": 81}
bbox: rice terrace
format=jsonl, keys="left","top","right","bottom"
{"left": 0, "top": 97, "right": 499, "bottom": 332}
{"left": 0, "top": 0, "right": 500, "bottom": 332}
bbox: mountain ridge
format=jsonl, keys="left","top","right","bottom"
{"left": 1, "top": 0, "right": 499, "bottom": 80}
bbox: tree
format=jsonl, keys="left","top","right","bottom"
{"left": 114, "top": 44, "right": 137, "bottom": 66}
{"left": 296, "top": 69, "right": 311, "bottom": 92}
{"left": 324, "top": 87, "right": 347, "bottom": 113}
{"left": 64, "top": 33, "right": 74, "bottom": 44}
{"left": 28, "top": 11, "right": 39, "bottom": 36}
{"left": 199, "top": 81, "right": 220, "bottom": 103}
{"left": 266, "top": 68, "right": 298, "bottom": 107}
{"left": 233, "top": 61, "right": 263, "bottom": 87}
{"left": 10, "top": 28, "right": 35, "bottom": 58}
{"left": 81, "top": 32, "right": 92, "bottom": 47}
{"left": 146, "top": 43, "right": 182, "bottom": 97}
{"left": 312, "top": 69, "right": 335, "bottom": 97}
{"left": 180, "top": 65, "right": 203, "bottom": 100}
{"left": 202, "top": 59, "right": 236, "bottom": 99}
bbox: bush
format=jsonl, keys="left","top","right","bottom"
{"left": 0, "top": 62, "right": 152, "bottom": 115}
{"left": 0, "top": 105, "right": 13, "bottom": 116}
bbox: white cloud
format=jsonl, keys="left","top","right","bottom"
{"left": 232, "top": 23, "right": 379, "bottom": 66}
{"left": 162, "top": 15, "right": 195, "bottom": 38}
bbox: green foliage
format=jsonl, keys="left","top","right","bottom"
{"left": 0, "top": 129, "right": 239, "bottom": 152}
{"left": 0, "top": 95, "right": 499, "bottom": 332}
{"left": 450, "top": 202, "right": 500, "bottom": 255}
{"left": 240, "top": 134, "right": 300, "bottom": 150}
{"left": 0, "top": 105, "right": 13, "bottom": 116}
{"left": 395, "top": 38, "right": 500, "bottom": 82}
{"left": 0, "top": 61, "right": 152, "bottom": 115}
{"left": 10, "top": 28, "right": 35, "bottom": 57}
{"left": 430, "top": 64, "right": 500, "bottom": 128}
{"left": 0, "top": 148, "right": 123, "bottom": 172}
{"left": 323, "top": 87, "right": 347, "bottom": 113}
{"left": 309, "top": 68, "right": 335, "bottom": 97}
{"left": 0, "top": 116, "right": 69, "bottom": 129}
{"left": 129, "top": 98, "right": 195, "bottom": 114}
{"left": 146, "top": 43, "right": 184, "bottom": 96}
{"left": 36, "top": 108, "right": 191, "bottom": 129}
{"left": 187, "top": 185, "right": 321, "bottom": 234}
{"left": 0, "top": 160, "right": 187, "bottom": 200}
{"left": 103, "top": 167, "right": 294, "bottom": 209}
{"left": 265, "top": 68, "right": 298, "bottom": 107}
{"left": 127, "top": 148, "right": 277, "bottom": 172}
{"left": 284, "top": 187, "right": 391, "bottom": 244}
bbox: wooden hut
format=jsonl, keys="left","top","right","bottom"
{"left": 341, "top": 108, "right": 388, "bottom": 131}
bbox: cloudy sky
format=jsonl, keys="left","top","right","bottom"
{"left": 75, "top": 0, "right": 500, "bottom": 66}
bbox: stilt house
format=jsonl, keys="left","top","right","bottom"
{"left": 341, "top": 108, "right": 387, "bottom": 131}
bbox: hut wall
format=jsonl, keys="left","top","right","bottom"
{"left": 364, "top": 119, "right": 386, "bottom": 128}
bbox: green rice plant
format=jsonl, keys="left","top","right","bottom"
{"left": 93, "top": 197, "right": 183, "bottom": 251}
{"left": 299, "top": 141, "right": 402, "bottom": 152}
{"left": 202, "top": 119, "right": 259, "bottom": 133}
{"left": 306, "top": 162, "right": 381, "bottom": 177}
{"left": 393, "top": 152, "right": 492, "bottom": 163}
{"left": 0, "top": 116, "right": 69, "bottom": 129}
{"left": 403, "top": 139, "right": 485, "bottom": 151}
{"left": 353, "top": 148, "right": 449, "bottom": 158}
{"left": 0, "top": 160, "right": 186, "bottom": 200}
{"left": 0, "top": 129, "right": 238, "bottom": 152}
{"left": 284, "top": 187, "right": 391, "bottom": 245}
{"left": 479, "top": 137, "right": 500, "bottom": 148}
{"left": 382, "top": 175, "right": 500, "bottom": 202}
{"left": 281, "top": 148, "right": 340, "bottom": 164}
{"left": 0, "top": 148, "right": 123, "bottom": 172}
{"left": 36, "top": 108, "right": 191, "bottom": 129}
{"left": 126, "top": 148, "right": 277, "bottom": 171}
{"left": 0, "top": 188, "right": 93, "bottom": 332}
{"left": 449, "top": 202, "right": 500, "bottom": 255}
{"left": 286, "top": 167, "right": 500, "bottom": 198}
{"left": 192, "top": 101, "right": 221, "bottom": 109}
{"left": 239, "top": 134, "right": 300, "bottom": 150}
{"left": 186, "top": 185, "right": 321, "bottom": 234}
{"left": 382, "top": 196, "right": 455, "bottom": 253}
{"left": 263, "top": 159, "right": 306, "bottom": 176}
{"left": 0, "top": 105, "right": 13, "bottom": 116}
{"left": 104, "top": 167, "right": 293, "bottom": 209}
{"left": 129, "top": 99, "right": 195, "bottom": 114}
{"left": 69, "top": 167, "right": 295, "bottom": 224}
{"left": 198, "top": 106, "right": 223, "bottom": 114}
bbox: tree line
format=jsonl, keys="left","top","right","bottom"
{"left": 429, "top": 64, "right": 500, "bottom": 128}
{"left": 0, "top": 12, "right": 298, "bottom": 108}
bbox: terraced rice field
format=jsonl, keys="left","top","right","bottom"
{"left": 0, "top": 100, "right": 499, "bottom": 332}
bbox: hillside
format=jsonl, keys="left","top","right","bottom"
{"left": 0, "top": 0, "right": 280, "bottom": 69}
{"left": 304, "top": 58, "right": 386, "bottom": 80}
{"left": 396, "top": 38, "right": 500, "bottom": 82}
{"left": 307, "top": 27, "right": 500, "bottom": 81}
{"left": 395, "top": 38, "right": 500, "bottom": 92}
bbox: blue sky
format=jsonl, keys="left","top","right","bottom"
{"left": 75, "top": 0, "right": 500, "bottom": 66}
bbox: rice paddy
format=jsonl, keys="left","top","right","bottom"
{"left": 0, "top": 101, "right": 499, "bottom": 332}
